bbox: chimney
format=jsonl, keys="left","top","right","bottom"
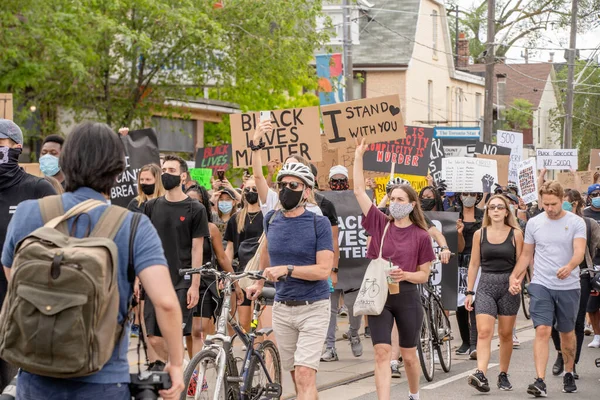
{"left": 549, "top": 52, "right": 555, "bottom": 63}
{"left": 457, "top": 31, "right": 470, "bottom": 69}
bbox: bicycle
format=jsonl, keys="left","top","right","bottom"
{"left": 178, "top": 266, "right": 282, "bottom": 400}
{"left": 521, "top": 267, "right": 532, "bottom": 320}
{"left": 417, "top": 254, "right": 453, "bottom": 382}
{"left": 360, "top": 278, "right": 380, "bottom": 298}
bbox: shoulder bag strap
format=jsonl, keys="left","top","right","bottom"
{"left": 378, "top": 222, "right": 391, "bottom": 259}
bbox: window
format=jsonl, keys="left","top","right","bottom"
{"left": 475, "top": 93, "right": 482, "bottom": 123}
{"left": 317, "top": 6, "right": 360, "bottom": 46}
{"left": 432, "top": 10, "right": 438, "bottom": 57}
{"left": 428, "top": 80, "right": 433, "bottom": 123}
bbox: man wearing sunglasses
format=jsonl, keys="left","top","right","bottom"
{"left": 584, "top": 183, "right": 600, "bottom": 349}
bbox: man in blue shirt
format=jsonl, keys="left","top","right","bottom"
{"left": 1, "top": 122, "right": 184, "bottom": 400}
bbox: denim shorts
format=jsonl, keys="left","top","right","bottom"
{"left": 16, "top": 371, "right": 130, "bottom": 400}
{"left": 528, "top": 283, "right": 580, "bottom": 333}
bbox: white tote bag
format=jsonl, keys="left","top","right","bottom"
{"left": 353, "top": 222, "right": 392, "bottom": 316}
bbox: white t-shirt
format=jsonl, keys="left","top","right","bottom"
{"left": 260, "top": 188, "right": 323, "bottom": 216}
{"left": 525, "top": 211, "right": 586, "bottom": 290}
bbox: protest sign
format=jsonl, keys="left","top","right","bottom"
{"left": 441, "top": 139, "right": 477, "bottom": 158}
{"left": 518, "top": 158, "right": 538, "bottom": 204}
{"left": 21, "top": 163, "right": 42, "bottom": 177}
{"left": 189, "top": 168, "right": 212, "bottom": 190}
{"left": 0, "top": 94, "right": 13, "bottom": 120}
{"left": 536, "top": 149, "right": 578, "bottom": 170}
{"left": 475, "top": 141, "right": 511, "bottom": 156}
{"left": 110, "top": 128, "right": 160, "bottom": 207}
{"left": 373, "top": 174, "right": 428, "bottom": 205}
{"left": 497, "top": 130, "right": 523, "bottom": 182}
{"left": 230, "top": 107, "right": 322, "bottom": 168}
{"left": 314, "top": 135, "right": 339, "bottom": 190}
{"left": 195, "top": 144, "right": 232, "bottom": 171}
{"left": 321, "top": 94, "right": 405, "bottom": 148}
{"left": 362, "top": 126, "right": 433, "bottom": 176}
{"left": 590, "top": 149, "right": 600, "bottom": 169}
{"left": 442, "top": 157, "right": 498, "bottom": 193}
{"left": 557, "top": 171, "right": 595, "bottom": 193}
{"left": 427, "top": 211, "right": 459, "bottom": 310}
{"left": 428, "top": 137, "right": 445, "bottom": 184}
{"left": 476, "top": 154, "right": 509, "bottom": 186}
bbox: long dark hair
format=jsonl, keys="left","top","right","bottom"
{"left": 419, "top": 186, "right": 444, "bottom": 211}
{"left": 565, "top": 189, "right": 584, "bottom": 217}
{"left": 186, "top": 185, "right": 213, "bottom": 223}
{"left": 387, "top": 184, "right": 429, "bottom": 231}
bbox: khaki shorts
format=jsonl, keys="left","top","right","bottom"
{"left": 272, "top": 299, "right": 330, "bottom": 372}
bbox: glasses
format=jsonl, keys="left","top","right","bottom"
{"left": 487, "top": 204, "right": 506, "bottom": 211}
{"left": 243, "top": 187, "right": 258, "bottom": 193}
{"left": 330, "top": 178, "right": 348, "bottom": 184}
{"left": 590, "top": 192, "right": 600, "bottom": 198}
{"left": 462, "top": 193, "right": 478, "bottom": 197}
{"left": 277, "top": 181, "right": 304, "bottom": 191}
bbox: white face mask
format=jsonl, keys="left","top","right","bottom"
{"left": 389, "top": 202, "right": 414, "bottom": 220}
{"left": 461, "top": 195, "right": 477, "bottom": 208}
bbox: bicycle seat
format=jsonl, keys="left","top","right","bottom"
{"left": 260, "top": 287, "right": 276, "bottom": 301}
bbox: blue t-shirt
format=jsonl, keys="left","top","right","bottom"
{"left": 264, "top": 209, "right": 333, "bottom": 302}
{"left": 1, "top": 187, "right": 167, "bottom": 384}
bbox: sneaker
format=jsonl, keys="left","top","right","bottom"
{"left": 364, "top": 326, "right": 371, "bottom": 338}
{"left": 467, "top": 370, "right": 490, "bottom": 393}
{"left": 397, "top": 356, "right": 404, "bottom": 368}
{"left": 187, "top": 371, "right": 198, "bottom": 396}
{"left": 338, "top": 305, "right": 348, "bottom": 317}
{"left": 588, "top": 336, "right": 600, "bottom": 348}
{"left": 147, "top": 360, "right": 166, "bottom": 372}
{"left": 527, "top": 378, "right": 547, "bottom": 397}
{"left": 391, "top": 360, "right": 402, "bottom": 378}
{"left": 513, "top": 334, "right": 520, "bottom": 348}
{"left": 573, "top": 364, "right": 578, "bottom": 380}
{"left": 130, "top": 324, "right": 140, "bottom": 338}
{"left": 552, "top": 352, "right": 564, "bottom": 376}
{"left": 563, "top": 372, "right": 577, "bottom": 393}
{"left": 497, "top": 372, "right": 513, "bottom": 391}
{"left": 320, "top": 347, "right": 339, "bottom": 362}
{"left": 456, "top": 343, "right": 470, "bottom": 355}
{"left": 350, "top": 334, "right": 363, "bottom": 357}
{"left": 469, "top": 347, "right": 477, "bottom": 360}
{"left": 585, "top": 323, "right": 593, "bottom": 336}
{"left": 342, "top": 331, "right": 349, "bottom": 340}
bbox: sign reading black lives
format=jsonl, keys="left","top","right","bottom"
{"left": 362, "top": 126, "right": 433, "bottom": 176}
{"left": 428, "top": 137, "right": 445, "bottom": 184}
{"left": 474, "top": 141, "right": 511, "bottom": 156}
{"left": 110, "top": 128, "right": 160, "bottom": 207}
{"left": 426, "top": 211, "right": 459, "bottom": 310}
{"left": 195, "top": 144, "right": 232, "bottom": 171}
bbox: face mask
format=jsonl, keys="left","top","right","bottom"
{"left": 161, "top": 173, "right": 181, "bottom": 190}
{"left": 140, "top": 183, "right": 155, "bottom": 196}
{"left": 592, "top": 197, "right": 600, "bottom": 208}
{"left": 218, "top": 201, "right": 233, "bottom": 214}
{"left": 39, "top": 154, "right": 60, "bottom": 177}
{"left": 562, "top": 201, "right": 573, "bottom": 212}
{"left": 420, "top": 198, "right": 436, "bottom": 211}
{"left": 461, "top": 195, "right": 477, "bottom": 208}
{"left": 245, "top": 191, "right": 259, "bottom": 205}
{"left": 389, "top": 202, "right": 414, "bottom": 220}
{"left": 0, "top": 147, "right": 21, "bottom": 177}
{"left": 329, "top": 179, "right": 349, "bottom": 191}
{"left": 279, "top": 186, "right": 304, "bottom": 211}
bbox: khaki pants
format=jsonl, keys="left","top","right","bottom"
{"left": 272, "top": 299, "right": 330, "bottom": 371}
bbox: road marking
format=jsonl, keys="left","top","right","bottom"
{"left": 422, "top": 363, "right": 499, "bottom": 390}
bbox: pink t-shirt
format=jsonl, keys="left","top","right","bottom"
{"left": 362, "top": 205, "right": 435, "bottom": 272}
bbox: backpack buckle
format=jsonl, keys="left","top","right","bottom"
{"left": 51, "top": 251, "right": 64, "bottom": 280}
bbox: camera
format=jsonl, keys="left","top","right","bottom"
{"left": 129, "top": 372, "right": 171, "bottom": 400}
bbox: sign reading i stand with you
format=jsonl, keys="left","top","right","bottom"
{"left": 229, "top": 107, "right": 322, "bottom": 168}
{"left": 518, "top": 158, "right": 538, "bottom": 204}
{"left": 536, "top": 149, "right": 578, "bottom": 170}
{"left": 361, "top": 126, "right": 433, "bottom": 175}
{"left": 442, "top": 157, "right": 498, "bottom": 193}
{"left": 321, "top": 94, "right": 405, "bottom": 148}
{"left": 194, "top": 144, "right": 232, "bottom": 171}
{"left": 497, "top": 130, "right": 523, "bottom": 182}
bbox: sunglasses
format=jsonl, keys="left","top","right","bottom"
{"left": 590, "top": 192, "right": 600, "bottom": 198}
{"left": 243, "top": 187, "right": 258, "bottom": 193}
{"left": 277, "top": 181, "right": 304, "bottom": 191}
{"left": 487, "top": 204, "right": 506, "bottom": 211}
{"left": 462, "top": 193, "right": 478, "bottom": 197}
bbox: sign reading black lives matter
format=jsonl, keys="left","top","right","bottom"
{"left": 195, "top": 144, "right": 232, "bottom": 171}
{"left": 362, "top": 126, "right": 433, "bottom": 176}
{"left": 110, "top": 128, "right": 160, "bottom": 207}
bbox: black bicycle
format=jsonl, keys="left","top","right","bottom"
{"left": 179, "top": 267, "right": 282, "bottom": 400}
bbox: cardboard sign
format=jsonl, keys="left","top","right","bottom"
{"left": 110, "top": 128, "right": 161, "bottom": 207}
{"left": 314, "top": 135, "right": 339, "bottom": 190}
{"left": 373, "top": 174, "right": 428, "bottom": 205}
{"left": 536, "top": 149, "right": 578, "bottom": 170}
{"left": 21, "top": 163, "right": 42, "bottom": 177}
{"left": 362, "top": 126, "right": 433, "bottom": 176}
{"left": 442, "top": 157, "right": 498, "bottom": 193}
{"left": 230, "top": 106, "right": 322, "bottom": 168}
{"left": 475, "top": 141, "right": 511, "bottom": 156}
{"left": 0, "top": 94, "right": 13, "bottom": 121}
{"left": 428, "top": 137, "right": 445, "bottom": 184}
{"left": 195, "top": 144, "right": 232, "bottom": 171}
{"left": 189, "top": 168, "right": 213, "bottom": 190}
{"left": 321, "top": 94, "right": 405, "bottom": 148}
{"left": 518, "top": 158, "right": 538, "bottom": 204}
{"left": 590, "top": 149, "right": 600, "bottom": 169}
{"left": 476, "top": 154, "right": 509, "bottom": 186}
{"left": 557, "top": 171, "right": 595, "bottom": 193}
{"left": 497, "top": 130, "right": 523, "bottom": 182}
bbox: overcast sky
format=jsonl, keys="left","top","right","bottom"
{"left": 453, "top": 0, "right": 600, "bottom": 64}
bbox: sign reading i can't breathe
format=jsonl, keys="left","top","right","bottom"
{"left": 229, "top": 107, "right": 322, "bottom": 168}
{"left": 321, "top": 94, "right": 405, "bottom": 148}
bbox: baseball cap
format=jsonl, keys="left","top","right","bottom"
{"left": 0, "top": 119, "right": 23, "bottom": 145}
{"left": 219, "top": 188, "right": 237, "bottom": 200}
{"left": 588, "top": 183, "right": 600, "bottom": 195}
{"left": 445, "top": 192, "right": 455, "bottom": 197}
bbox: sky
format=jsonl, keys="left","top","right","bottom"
{"left": 454, "top": 0, "right": 600, "bottom": 64}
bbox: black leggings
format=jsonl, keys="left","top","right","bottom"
{"left": 456, "top": 306, "right": 478, "bottom": 347}
{"left": 551, "top": 274, "right": 590, "bottom": 364}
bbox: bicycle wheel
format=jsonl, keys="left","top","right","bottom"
{"left": 245, "top": 340, "right": 282, "bottom": 400}
{"left": 521, "top": 270, "right": 531, "bottom": 320}
{"left": 417, "top": 306, "right": 435, "bottom": 382}
{"left": 182, "top": 349, "right": 237, "bottom": 400}
{"left": 432, "top": 299, "right": 452, "bottom": 373}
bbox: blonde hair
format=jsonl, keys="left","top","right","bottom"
{"left": 135, "top": 164, "right": 165, "bottom": 206}
{"left": 482, "top": 194, "right": 520, "bottom": 229}
{"left": 236, "top": 178, "right": 256, "bottom": 234}
{"left": 539, "top": 180, "right": 564, "bottom": 200}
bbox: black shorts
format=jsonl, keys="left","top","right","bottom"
{"left": 368, "top": 282, "right": 423, "bottom": 348}
{"left": 144, "top": 288, "right": 193, "bottom": 337}
{"left": 588, "top": 293, "right": 600, "bottom": 313}
{"left": 194, "top": 285, "right": 222, "bottom": 320}
{"left": 475, "top": 272, "right": 520, "bottom": 318}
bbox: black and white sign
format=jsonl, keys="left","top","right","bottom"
{"left": 536, "top": 149, "right": 578, "bottom": 170}
{"left": 428, "top": 137, "right": 445, "bottom": 184}
{"left": 442, "top": 157, "right": 499, "bottom": 193}
{"left": 427, "top": 211, "right": 459, "bottom": 310}
{"left": 497, "top": 130, "right": 523, "bottom": 182}
{"left": 474, "top": 141, "right": 511, "bottom": 156}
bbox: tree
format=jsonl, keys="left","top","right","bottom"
{"left": 503, "top": 98, "right": 533, "bottom": 131}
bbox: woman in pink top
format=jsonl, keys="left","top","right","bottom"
{"left": 353, "top": 139, "right": 436, "bottom": 400}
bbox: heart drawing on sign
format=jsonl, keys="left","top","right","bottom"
{"left": 180, "top": 216, "right": 186, "bottom": 222}
{"left": 389, "top": 106, "right": 400, "bottom": 116}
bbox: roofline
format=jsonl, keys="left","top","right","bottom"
{"left": 164, "top": 98, "right": 241, "bottom": 114}
{"left": 353, "top": 63, "right": 409, "bottom": 71}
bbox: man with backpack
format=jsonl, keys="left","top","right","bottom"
{"left": 1, "top": 122, "right": 184, "bottom": 400}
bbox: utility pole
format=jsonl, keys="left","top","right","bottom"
{"left": 342, "top": 0, "right": 354, "bottom": 101}
{"left": 563, "top": 0, "right": 578, "bottom": 149}
{"left": 483, "top": 0, "right": 495, "bottom": 142}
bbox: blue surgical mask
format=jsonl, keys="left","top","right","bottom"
{"left": 592, "top": 197, "right": 600, "bottom": 208}
{"left": 218, "top": 201, "right": 233, "bottom": 214}
{"left": 562, "top": 201, "right": 573, "bottom": 212}
{"left": 39, "top": 154, "right": 60, "bottom": 176}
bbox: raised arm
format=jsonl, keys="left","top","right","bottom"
{"left": 353, "top": 138, "right": 374, "bottom": 216}
{"left": 252, "top": 121, "right": 273, "bottom": 204}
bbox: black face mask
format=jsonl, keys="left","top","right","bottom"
{"left": 140, "top": 183, "right": 155, "bottom": 196}
{"left": 329, "top": 179, "right": 349, "bottom": 191}
{"left": 0, "top": 147, "right": 22, "bottom": 178}
{"left": 279, "top": 186, "right": 304, "bottom": 211}
{"left": 161, "top": 173, "right": 181, "bottom": 191}
{"left": 420, "top": 198, "right": 436, "bottom": 211}
{"left": 245, "top": 191, "right": 259, "bottom": 205}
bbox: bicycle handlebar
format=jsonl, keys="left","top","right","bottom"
{"left": 178, "top": 266, "right": 287, "bottom": 282}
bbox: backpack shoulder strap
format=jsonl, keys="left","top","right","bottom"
{"left": 38, "top": 195, "right": 67, "bottom": 235}
{"left": 90, "top": 206, "right": 129, "bottom": 240}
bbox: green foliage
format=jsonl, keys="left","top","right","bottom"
{"left": 503, "top": 98, "right": 533, "bottom": 131}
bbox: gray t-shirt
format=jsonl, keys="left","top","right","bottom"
{"left": 525, "top": 211, "right": 586, "bottom": 290}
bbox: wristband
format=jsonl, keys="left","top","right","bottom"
{"left": 332, "top": 268, "right": 339, "bottom": 273}
{"left": 441, "top": 246, "right": 449, "bottom": 250}
{"left": 465, "top": 290, "right": 475, "bottom": 296}
{"left": 249, "top": 138, "right": 266, "bottom": 151}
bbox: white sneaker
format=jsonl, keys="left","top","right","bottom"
{"left": 584, "top": 323, "right": 593, "bottom": 336}
{"left": 588, "top": 336, "right": 600, "bottom": 348}
{"left": 513, "top": 334, "right": 520, "bottom": 348}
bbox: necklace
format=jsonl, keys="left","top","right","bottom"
{"left": 248, "top": 212, "right": 260, "bottom": 224}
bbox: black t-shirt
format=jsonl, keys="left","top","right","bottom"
{"left": 224, "top": 211, "right": 264, "bottom": 258}
{"left": 127, "top": 198, "right": 145, "bottom": 213}
{"left": 584, "top": 207, "right": 600, "bottom": 265}
{"left": 315, "top": 192, "right": 339, "bottom": 227}
{"left": 144, "top": 196, "right": 210, "bottom": 289}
